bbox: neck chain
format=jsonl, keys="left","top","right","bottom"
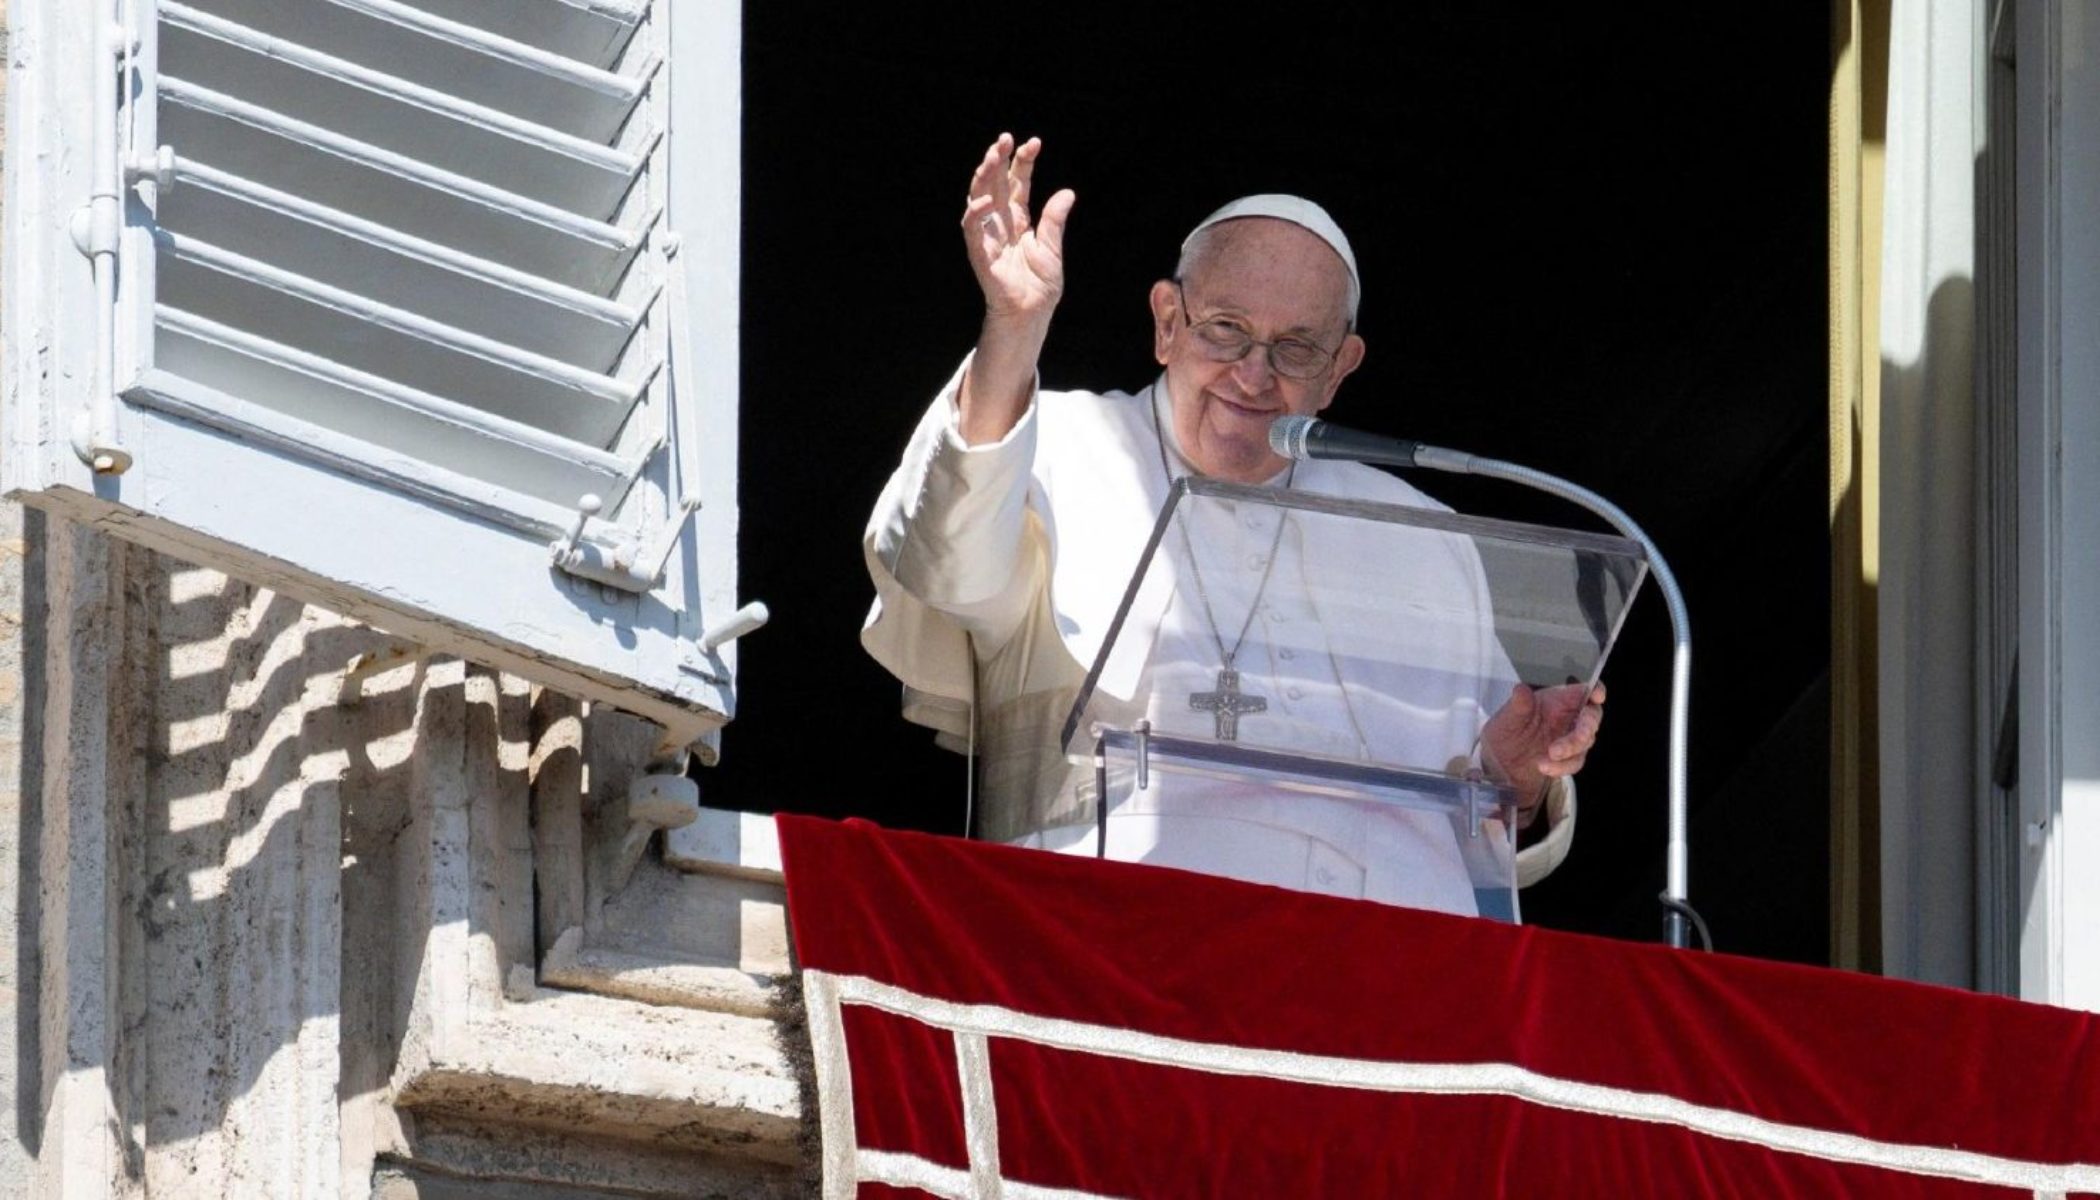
{"left": 1151, "top": 388, "right": 1292, "bottom": 740}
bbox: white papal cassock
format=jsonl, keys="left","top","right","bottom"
{"left": 863, "top": 358, "right": 1574, "bottom": 915}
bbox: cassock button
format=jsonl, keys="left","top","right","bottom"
{"left": 1286, "top": 686, "right": 1304, "bottom": 701}
{"left": 1246, "top": 554, "right": 1267, "bottom": 570}
{"left": 1278, "top": 648, "right": 1296, "bottom": 661}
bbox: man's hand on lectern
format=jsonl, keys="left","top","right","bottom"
{"left": 1481, "top": 682, "right": 1606, "bottom": 829}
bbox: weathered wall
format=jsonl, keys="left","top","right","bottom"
{"left": 0, "top": 519, "right": 803, "bottom": 1199}
{"left": 1, "top": 4, "right": 41, "bottom": 1187}
{"left": 142, "top": 542, "right": 356, "bottom": 1192}
{"left": 0, "top": 507, "right": 32, "bottom": 1200}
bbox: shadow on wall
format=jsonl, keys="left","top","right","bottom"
{"left": 1877, "top": 272, "right": 1989, "bottom": 988}
{"left": 16, "top": 508, "right": 45, "bottom": 1162}
{"left": 10, "top": 513, "right": 539, "bottom": 1176}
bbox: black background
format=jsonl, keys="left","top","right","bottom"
{"left": 712, "top": 6, "right": 1833, "bottom": 964}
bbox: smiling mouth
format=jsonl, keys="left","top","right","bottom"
{"left": 1209, "top": 391, "right": 1279, "bottom": 419}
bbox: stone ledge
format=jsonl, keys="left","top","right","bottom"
{"left": 539, "top": 926, "right": 783, "bottom": 1018}
{"left": 392, "top": 984, "right": 802, "bottom": 1166}
{"left": 664, "top": 806, "right": 783, "bottom": 882}
{"left": 381, "top": 1110, "right": 809, "bottom": 1200}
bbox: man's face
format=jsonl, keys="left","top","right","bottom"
{"left": 1149, "top": 218, "right": 1366, "bottom": 483}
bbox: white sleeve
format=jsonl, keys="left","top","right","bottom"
{"left": 860, "top": 357, "right": 1047, "bottom": 739}
{"left": 1459, "top": 529, "right": 1580, "bottom": 887}
{"left": 1515, "top": 776, "right": 1577, "bottom": 887}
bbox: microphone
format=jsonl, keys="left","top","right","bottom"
{"left": 1269, "top": 415, "right": 1427, "bottom": 468}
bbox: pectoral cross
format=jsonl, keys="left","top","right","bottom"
{"left": 1189, "top": 666, "right": 1266, "bottom": 741}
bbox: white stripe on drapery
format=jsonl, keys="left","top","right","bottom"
{"left": 804, "top": 969, "right": 2100, "bottom": 1194}
{"left": 955, "top": 1029, "right": 1006, "bottom": 1198}
{"left": 801, "top": 970, "right": 860, "bottom": 1200}
{"left": 858, "top": 1148, "right": 1125, "bottom": 1200}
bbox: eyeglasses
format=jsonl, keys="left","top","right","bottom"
{"left": 1173, "top": 280, "right": 1346, "bottom": 381}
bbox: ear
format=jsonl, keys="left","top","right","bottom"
{"left": 1148, "top": 280, "right": 1181, "bottom": 365}
{"left": 1314, "top": 332, "right": 1366, "bottom": 413}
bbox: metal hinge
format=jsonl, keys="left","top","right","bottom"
{"left": 549, "top": 227, "right": 705, "bottom": 593}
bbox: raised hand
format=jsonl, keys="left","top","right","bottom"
{"left": 956, "top": 134, "right": 1077, "bottom": 444}
{"left": 1480, "top": 681, "right": 1606, "bottom": 828}
{"left": 962, "top": 133, "right": 1077, "bottom": 323}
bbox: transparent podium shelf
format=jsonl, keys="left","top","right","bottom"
{"left": 989, "top": 476, "right": 1648, "bottom": 921}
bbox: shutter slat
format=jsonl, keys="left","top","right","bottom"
{"left": 125, "top": 368, "right": 585, "bottom": 539}
{"left": 158, "top": 234, "right": 645, "bottom": 446}
{"left": 405, "top": 0, "right": 643, "bottom": 70}
{"left": 163, "top": 6, "right": 644, "bottom": 219}
{"left": 182, "top": 0, "right": 644, "bottom": 141}
{"left": 160, "top": 79, "right": 643, "bottom": 294}
{"left": 160, "top": 163, "right": 645, "bottom": 372}
{"left": 10, "top": 0, "right": 744, "bottom": 747}
{"left": 157, "top": 308, "right": 636, "bottom": 509}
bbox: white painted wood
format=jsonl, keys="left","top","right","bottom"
{"left": 3, "top": 0, "right": 104, "bottom": 506}
{"left": 121, "top": 366, "right": 599, "bottom": 536}
{"left": 157, "top": 79, "right": 643, "bottom": 292}
{"left": 408, "top": 0, "right": 645, "bottom": 71}
{"left": 3, "top": 0, "right": 744, "bottom": 751}
{"left": 153, "top": 311, "right": 638, "bottom": 510}
{"left": 22, "top": 409, "right": 734, "bottom": 745}
{"left": 1875, "top": 0, "right": 1978, "bottom": 990}
{"left": 2014, "top": 0, "right": 2055, "bottom": 1015}
{"left": 2049, "top": 0, "right": 2100, "bottom": 1017}
{"left": 156, "top": 232, "right": 646, "bottom": 436}
{"left": 665, "top": 0, "right": 744, "bottom": 720}
{"left": 161, "top": 4, "right": 646, "bottom": 218}
{"left": 183, "top": 0, "right": 647, "bottom": 142}
{"left": 2033, "top": 0, "right": 2100, "bottom": 1013}
{"left": 157, "top": 163, "right": 645, "bottom": 371}
{"left": 2015, "top": 0, "right": 2100, "bottom": 1012}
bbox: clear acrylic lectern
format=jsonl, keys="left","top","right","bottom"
{"left": 995, "top": 476, "right": 1648, "bottom": 922}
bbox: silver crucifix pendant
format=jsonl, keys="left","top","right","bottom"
{"left": 1189, "top": 667, "right": 1267, "bottom": 741}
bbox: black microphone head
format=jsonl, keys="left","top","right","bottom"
{"left": 1269, "top": 414, "right": 1317, "bottom": 461}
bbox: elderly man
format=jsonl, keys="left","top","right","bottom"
{"left": 863, "top": 134, "right": 1604, "bottom": 913}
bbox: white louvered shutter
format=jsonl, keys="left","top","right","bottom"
{"left": 4, "top": 0, "right": 745, "bottom": 751}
